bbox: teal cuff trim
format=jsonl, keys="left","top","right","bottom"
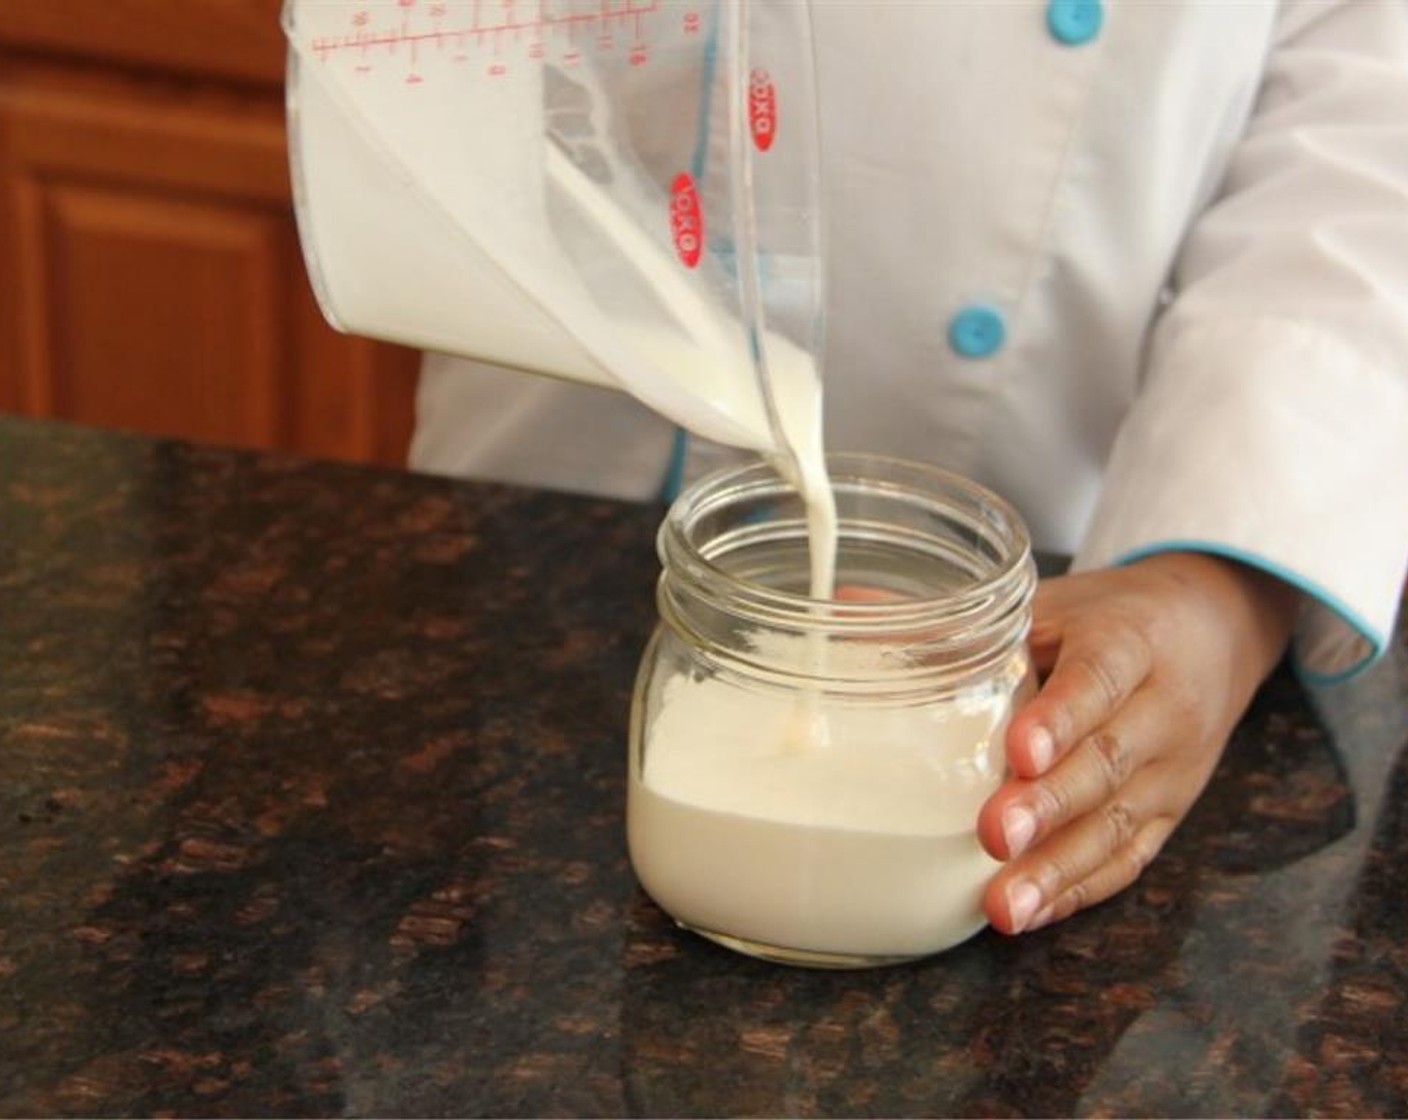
{"left": 661, "top": 427, "right": 689, "bottom": 504}
{"left": 1112, "top": 539, "right": 1386, "bottom": 685}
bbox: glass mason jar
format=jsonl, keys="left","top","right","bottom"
{"left": 627, "top": 453, "right": 1037, "bottom": 969}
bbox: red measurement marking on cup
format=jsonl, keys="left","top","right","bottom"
{"left": 748, "top": 68, "right": 776, "bottom": 152}
{"left": 670, "top": 173, "right": 704, "bottom": 269}
{"left": 310, "top": 0, "right": 663, "bottom": 82}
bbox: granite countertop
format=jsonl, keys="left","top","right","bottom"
{"left": 1, "top": 415, "right": 1405, "bottom": 1118}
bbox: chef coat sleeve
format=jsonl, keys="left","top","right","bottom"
{"left": 1072, "top": 0, "right": 1408, "bottom": 682}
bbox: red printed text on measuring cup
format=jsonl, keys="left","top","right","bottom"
{"left": 670, "top": 173, "right": 704, "bottom": 269}
{"left": 748, "top": 69, "right": 776, "bottom": 152}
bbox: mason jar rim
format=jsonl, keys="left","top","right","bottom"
{"left": 657, "top": 452, "right": 1035, "bottom": 638}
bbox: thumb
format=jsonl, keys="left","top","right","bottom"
{"left": 1027, "top": 574, "right": 1084, "bottom": 674}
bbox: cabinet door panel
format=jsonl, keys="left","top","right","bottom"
{"left": 41, "top": 183, "right": 284, "bottom": 448}
{"left": 0, "top": 57, "right": 419, "bottom": 465}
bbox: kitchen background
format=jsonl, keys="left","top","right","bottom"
{"left": 0, "top": 0, "right": 422, "bottom": 468}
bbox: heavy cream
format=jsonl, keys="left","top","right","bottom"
{"left": 628, "top": 640, "right": 1025, "bottom": 963}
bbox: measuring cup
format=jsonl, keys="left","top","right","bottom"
{"left": 283, "top": 0, "right": 825, "bottom": 458}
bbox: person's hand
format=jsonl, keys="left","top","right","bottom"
{"left": 977, "top": 551, "right": 1300, "bottom": 934}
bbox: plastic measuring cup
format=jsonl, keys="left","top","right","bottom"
{"left": 283, "top": 0, "right": 825, "bottom": 459}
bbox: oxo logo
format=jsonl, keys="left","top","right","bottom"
{"left": 669, "top": 173, "right": 703, "bottom": 269}
{"left": 748, "top": 69, "right": 776, "bottom": 152}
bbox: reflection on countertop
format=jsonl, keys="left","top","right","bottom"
{"left": 1, "top": 415, "right": 1404, "bottom": 1118}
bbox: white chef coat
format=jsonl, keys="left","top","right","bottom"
{"left": 409, "top": 0, "right": 1408, "bottom": 682}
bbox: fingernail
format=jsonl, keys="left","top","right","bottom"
{"left": 1002, "top": 805, "right": 1037, "bottom": 858}
{"left": 1029, "top": 726, "right": 1054, "bottom": 773}
{"left": 1006, "top": 880, "right": 1042, "bottom": 934}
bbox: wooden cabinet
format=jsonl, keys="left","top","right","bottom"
{"left": 0, "top": 1, "right": 420, "bottom": 466}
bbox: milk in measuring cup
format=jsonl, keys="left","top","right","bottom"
{"left": 285, "top": 0, "right": 837, "bottom": 591}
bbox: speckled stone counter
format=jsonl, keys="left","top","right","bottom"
{"left": 1, "top": 415, "right": 1405, "bottom": 1118}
